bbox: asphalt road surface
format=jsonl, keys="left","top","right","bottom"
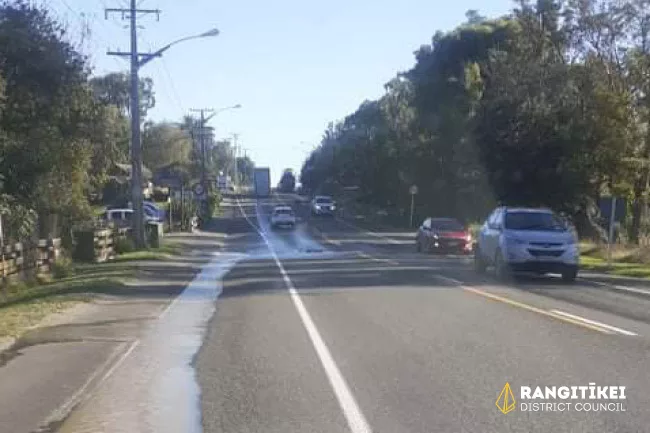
{"left": 48, "top": 193, "right": 650, "bottom": 433}
{"left": 195, "top": 195, "right": 650, "bottom": 433}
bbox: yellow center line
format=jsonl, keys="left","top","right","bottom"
{"left": 462, "top": 286, "right": 613, "bottom": 334}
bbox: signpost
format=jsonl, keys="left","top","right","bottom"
{"left": 607, "top": 197, "right": 617, "bottom": 268}
{"left": 409, "top": 185, "right": 418, "bottom": 228}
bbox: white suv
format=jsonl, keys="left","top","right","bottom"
{"left": 270, "top": 205, "right": 297, "bottom": 229}
{"left": 474, "top": 207, "right": 579, "bottom": 282}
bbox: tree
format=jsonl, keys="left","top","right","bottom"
{"left": 90, "top": 72, "right": 155, "bottom": 117}
{"left": 236, "top": 156, "right": 255, "bottom": 185}
{"left": 299, "top": 3, "right": 644, "bottom": 237}
{"left": 278, "top": 169, "right": 296, "bottom": 193}
{"left": 142, "top": 122, "right": 193, "bottom": 171}
{"left": 0, "top": 0, "right": 98, "bottom": 237}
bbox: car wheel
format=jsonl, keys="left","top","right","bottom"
{"left": 474, "top": 250, "right": 487, "bottom": 273}
{"left": 561, "top": 268, "right": 577, "bottom": 283}
{"left": 494, "top": 250, "right": 509, "bottom": 281}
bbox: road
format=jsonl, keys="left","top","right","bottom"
{"left": 197, "top": 195, "right": 650, "bottom": 433}
{"left": 51, "top": 194, "right": 650, "bottom": 433}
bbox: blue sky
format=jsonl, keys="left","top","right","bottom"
{"left": 48, "top": 0, "right": 513, "bottom": 184}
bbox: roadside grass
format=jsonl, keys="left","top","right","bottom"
{"left": 0, "top": 274, "right": 128, "bottom": 339}
{"left": 579, "top": 242, "right": 650, "bottom": 278}
{"left": 0, "top": 239, "right": 182, "bottom": 340}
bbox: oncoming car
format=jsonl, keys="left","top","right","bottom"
{"left": 270, "top": 205, "right": 296, "bottom": 229}
{"left": 474, "top": 207, "right": 579, "bottom": 282}
{"left": 311, "top": 196, "right": 336, "bottom": 216}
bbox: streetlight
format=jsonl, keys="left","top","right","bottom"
{"left": 138, "top": 28, "right": 220, "bottom": 67}
{"left": 129, "top": 25, "right": 220, "bottom": 248}
{"left": 193, "top": 105, "right": 241, "bottom": 198}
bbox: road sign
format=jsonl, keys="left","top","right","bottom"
{"left": 192, "top": 183, "right": 206, "bottom": 199}
{"left": 409, "top": 185, "right": 418, "bottom": 195}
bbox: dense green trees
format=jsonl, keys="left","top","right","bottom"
{"left": 301, "top": 0, "right": 650, "bottom": 240}
{"left": 0, "top": 0, "right": 124, "bottom": 239}
{"left": 278, "top": 169, "right": 296, "bottom": 193}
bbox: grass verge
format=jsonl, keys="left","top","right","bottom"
{"left": 579, "top": 242, "right": 650, "bottom": 278}
{"left": 579, "top": 255, "right": 650, "bottom": 278}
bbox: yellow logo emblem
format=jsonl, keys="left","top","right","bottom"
{"left": 496, "top": 382, "right": 516, "bottom": 414}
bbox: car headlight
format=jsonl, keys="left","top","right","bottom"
{"left": 331, "top": 205, "right": 336, "bottom": 210}
{"left": 505, "top": 236, "right": 525, "bottom": 245}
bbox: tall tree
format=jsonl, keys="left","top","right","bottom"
{"left": 142, "top": 122, "right": 193, "bottom": 171}
{"left": 90, "top": 72, "right": 155, "bottom": 117}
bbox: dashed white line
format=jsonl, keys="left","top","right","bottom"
{"left": 238, "top": 198, "right": 373, "bottom": 433}
{"left": 580, "top": 278, "right": 650, "bottom": 297}
{"left": 550, "top": 310, "right": 638, "bottom": 336}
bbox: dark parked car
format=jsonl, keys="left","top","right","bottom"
{"left": 416, "top": 217, "right": 473, "bottom": 254}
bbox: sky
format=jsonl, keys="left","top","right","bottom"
{"left": 47, "top": 0, "right": 513, "bottom": 185}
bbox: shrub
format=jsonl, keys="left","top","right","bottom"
{"left": 115, "top": 236, "right": 136, "bottom": 254}
{"left": 51, "top": 256, "right": 74, "bottom": 279}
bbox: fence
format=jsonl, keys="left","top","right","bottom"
{"left": 0, "top": 238, "right": 62, "bottom": 282}
{"left": 73, "top": 227, "right": 131, "bottom": 263}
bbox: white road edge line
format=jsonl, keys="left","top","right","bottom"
{"left": 579, "top": 278, "right": 650, "bottom": 297}
{"left": 237, "top": 197, "right": 373, "bottom": 433}
{"left": 550, "top": 310, "right": 638, "bottom": 336}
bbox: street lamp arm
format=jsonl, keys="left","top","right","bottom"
{"left": 138, "top": 28, "right": 220, "bottom": 68}
{"left": 204, "top": 104, "right": 242, "bottom": 123}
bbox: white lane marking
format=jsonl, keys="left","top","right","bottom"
{"left": 550, "top": 310, "right": 638, "bottom": 336}
{"left": 238, "top": 198, "right": 373, "bottom": 433}
{"left": 334, "top": 218, "right": 402, "bottom": 245}
{"left": 580, "top": 278, "right": 650, "bottom": 297}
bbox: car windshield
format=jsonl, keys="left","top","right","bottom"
{"left": 431, "top": 219, "right": 464, "bottom": 231}
{"left": 275, "top": 209, "right": 293, "bottom": 215}
{"left": 504, "top": 211, "right": 566, "bottom": 231}
{"left": 316, "top": 198, "right": 332, "bottom": 204}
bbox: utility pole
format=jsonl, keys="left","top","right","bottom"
{"left": 106, "top": 1, "right": 161, "bottom": 249}
{"left": 232, "top": 133, "right": 240, "bottom": 187}
{"left": 190, "top": 109, "right": 215, "bottom": 199}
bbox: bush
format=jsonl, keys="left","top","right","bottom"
{"left": 51, "top": 256, "right": 74, "bottom": 279}
{"left": 206, "top": 189, "right": 222, "bottom": 218}
{"left": 115, "top": 236, "right": 136, "bottom": 254}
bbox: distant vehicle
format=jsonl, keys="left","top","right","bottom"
{"left": 474, "top": 207, "right": 579, "bottom": 282}
{"left": 101, "top": 208, "right": 158, "bottom": 226}
{"left": 311, "top": 196, "right": 336, "bottom": 216}
{"left": 416, "top": 217, "right": 473, "bottom": 254}
{"left": 270, "top": 205, "right": 296, "bottom": 229}
{"left": 254, "top": 168, "right": 271, "bottom": 197}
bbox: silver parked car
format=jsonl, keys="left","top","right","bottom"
{"left": 474, "top": 207, "right": 579, "bottom": 282}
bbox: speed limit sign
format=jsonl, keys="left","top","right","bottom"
{"left": 192, "top": 183, "right": 206, "bottom": 198}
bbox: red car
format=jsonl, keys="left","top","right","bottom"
{"left": 415, "top": 217, "right": 473, "bottom": 254}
